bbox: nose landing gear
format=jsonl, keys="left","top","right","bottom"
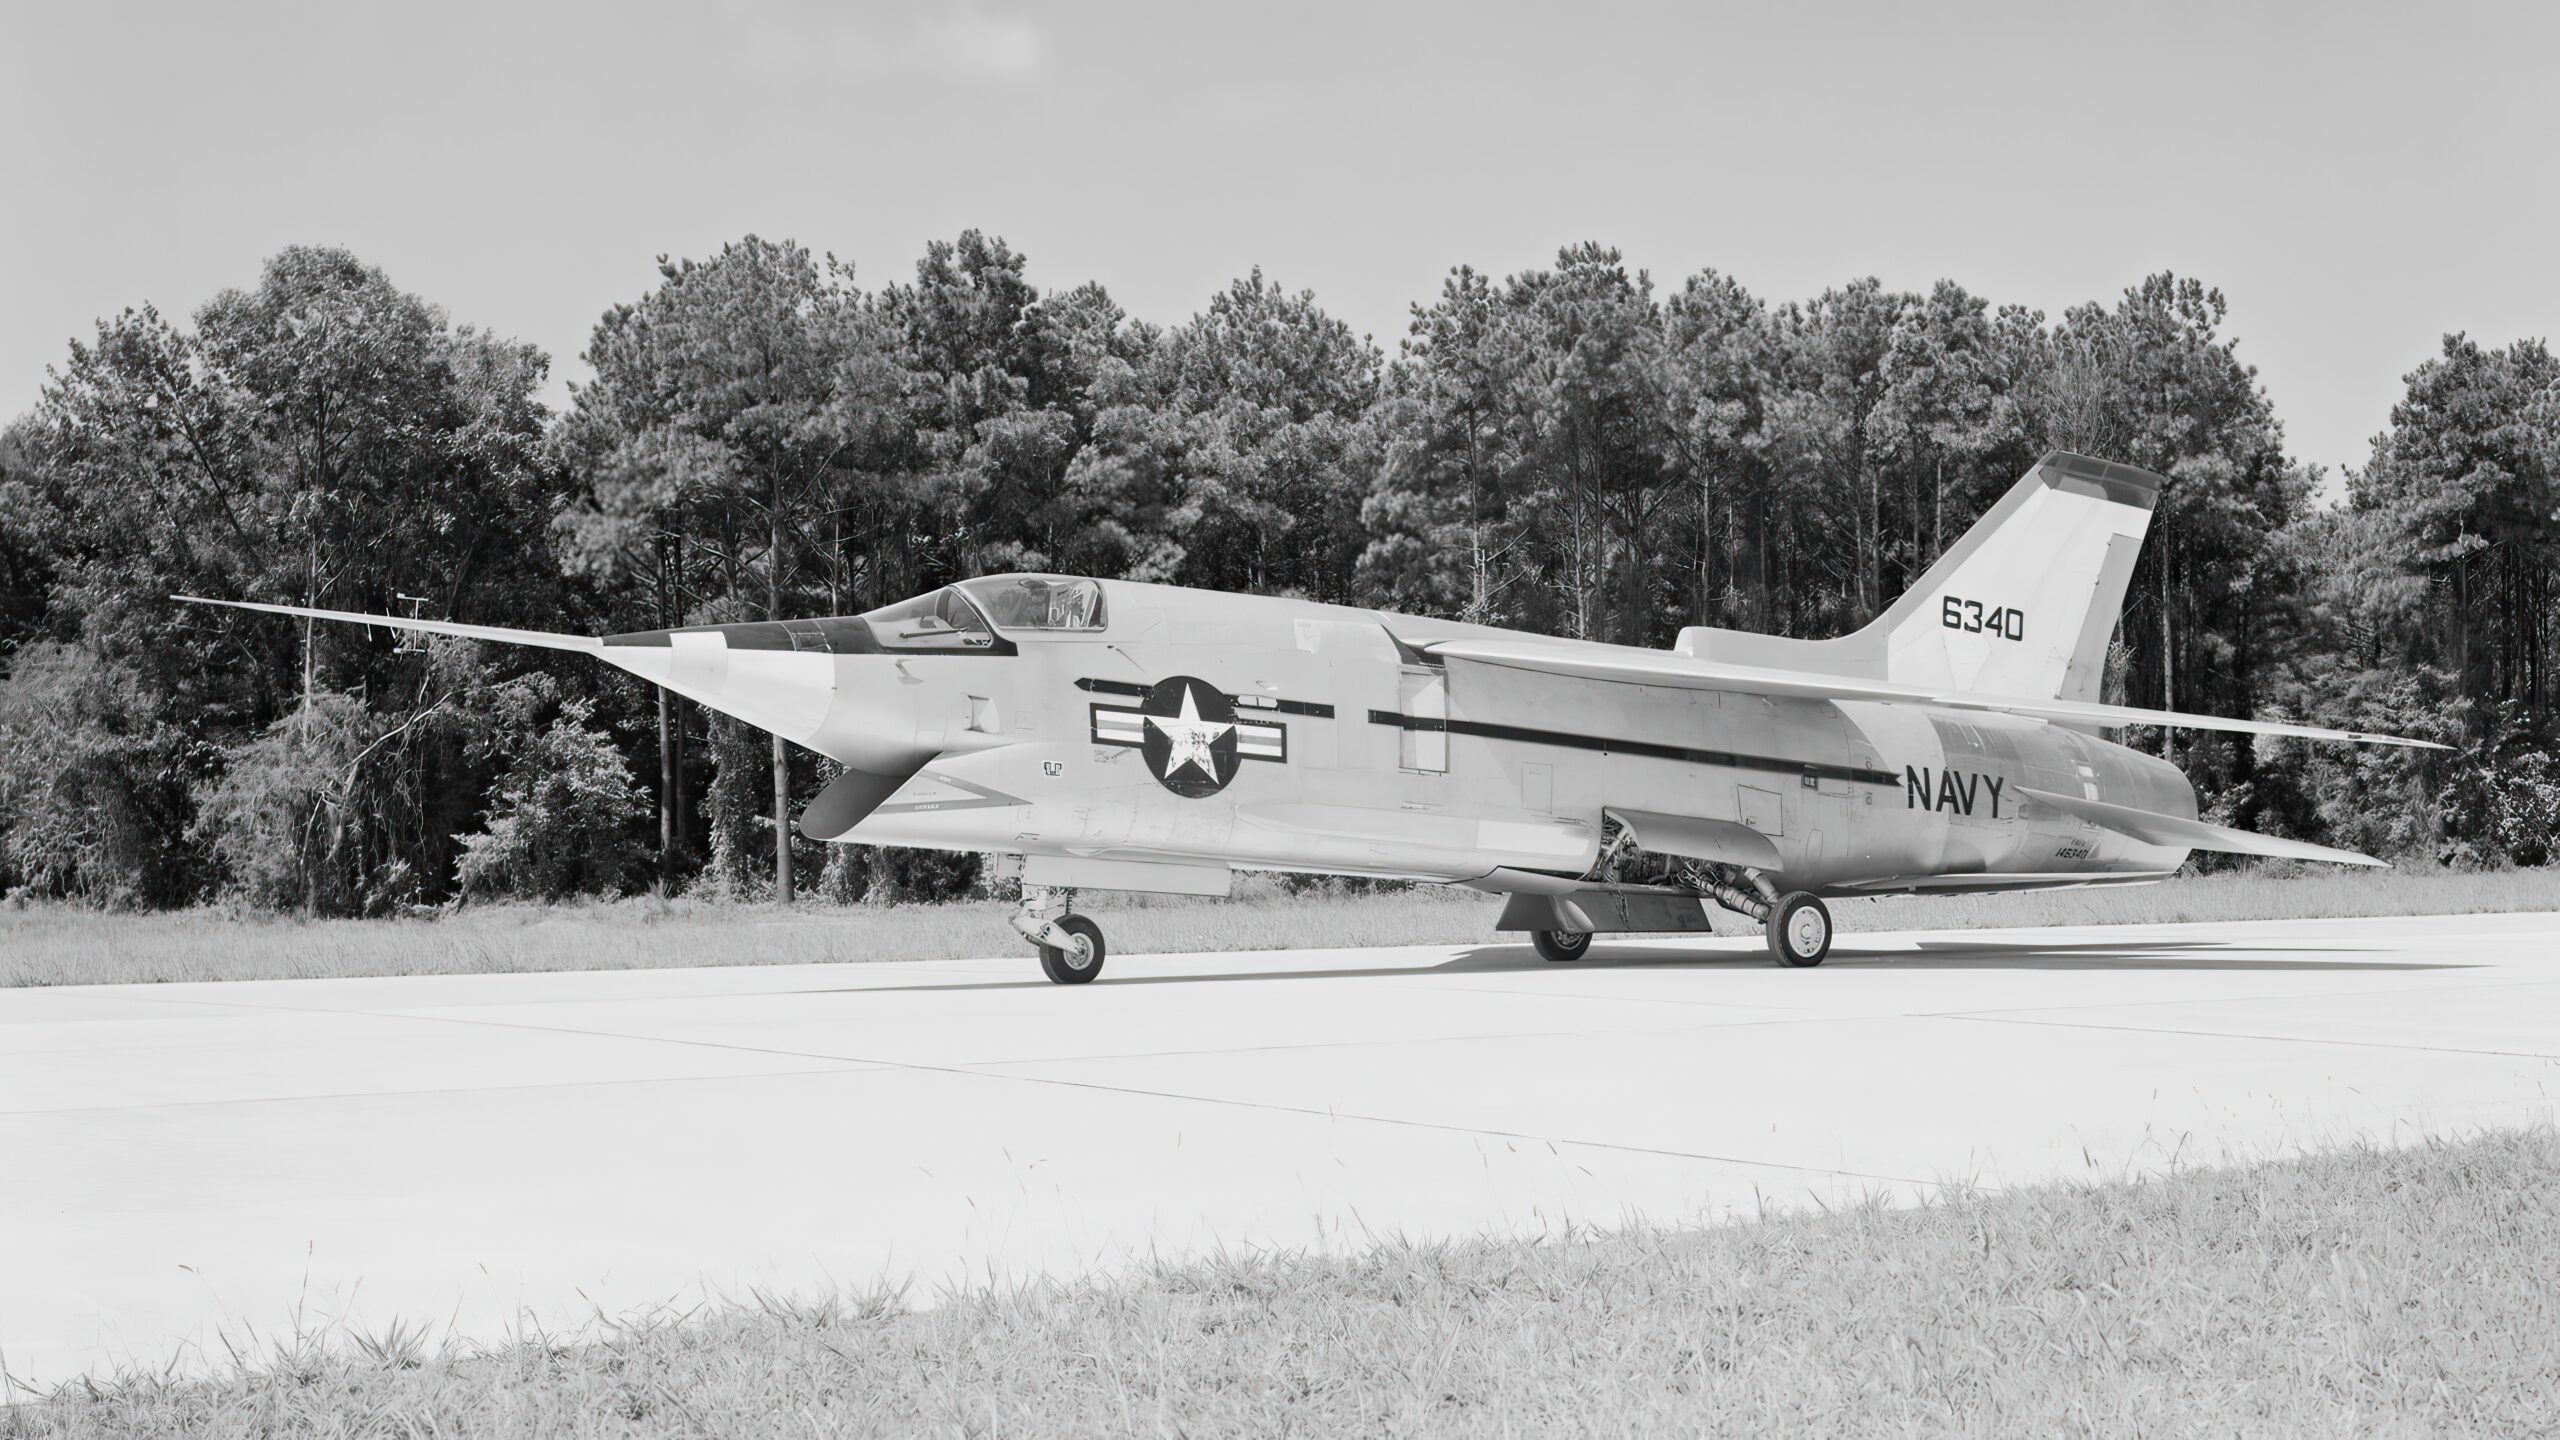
{"left": 1012, "top": 885, "right": 1106, "bottom": 985}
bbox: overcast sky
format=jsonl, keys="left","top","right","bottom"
{"left": 4, "top": 0, "right": 2552, "bottom": 485}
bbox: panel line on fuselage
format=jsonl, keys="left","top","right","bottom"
{"left": 1363, "top": 710, "right": 1900, "bottom": 789}
{"left": 1072, "top": 676, "right": 1336, "bottom": 717}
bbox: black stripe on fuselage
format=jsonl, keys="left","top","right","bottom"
{"left": 1366, "top": 710, "right": 1899, "bottom": 788}
{"left": 1241, "top": 696, "right": 1335, "bottom": 717}
{"left": 1075, "top": 676, "right": 1334, "bottom": 718}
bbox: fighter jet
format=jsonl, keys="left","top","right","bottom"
{"left": 179, "top": 451, "right": 2438, "bottom": 982}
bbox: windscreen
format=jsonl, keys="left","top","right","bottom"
{"left": 961, "top": 576, "right": 1106, "bottom": 631}
{"left": 860, "top": 588, "right": 998, "bottom": 651}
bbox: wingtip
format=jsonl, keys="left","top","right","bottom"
{"left": 2367, "top": 734, "right": 2454, "bottom": 751}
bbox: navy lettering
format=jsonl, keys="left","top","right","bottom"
{"left": 1907, "top": 765, "right": 2011, "bottom": 818}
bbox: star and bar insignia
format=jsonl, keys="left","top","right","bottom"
{"left": 1083, "top": 674, "right": 1289, "bottom": 797}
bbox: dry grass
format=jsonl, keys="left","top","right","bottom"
{"left": 10, "top": 1127, "right": 2556, "bottom": 1437}
{"left": 4, "top": 865, "right": 2557, "bottom": 990}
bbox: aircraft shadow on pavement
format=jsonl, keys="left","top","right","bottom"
{"left": 1827, "top": 938, "right": 2476, "bottom": 972}
{"left": 822, "top": 936, "right": 2474, "bottom": 995}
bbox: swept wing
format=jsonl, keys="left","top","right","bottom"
{"left": 174, "top": 596, "right": 604, "bottom": 653}
{"left": 1424, "top": 639, "right": 2444, "bottom": 750}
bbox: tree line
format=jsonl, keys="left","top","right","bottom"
{"left": 1, "top": 236, "right": 2554, "bottom": 913}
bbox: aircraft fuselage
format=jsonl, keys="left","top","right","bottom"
{"left": 600, "top": 576, "right": 2193, "bottom": 900}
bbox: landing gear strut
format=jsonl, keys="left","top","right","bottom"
{"left": 1013, "top": 885, "right": 1106, "bottom": 985}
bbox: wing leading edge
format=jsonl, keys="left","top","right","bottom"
{"left": 173, "top": 596, "right": 604, "bottom": 653}
{"left": 1424, "top": 639, "right": 2445, "bottom": 750}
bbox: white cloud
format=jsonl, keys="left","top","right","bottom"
{"left": 911, "top": 4, "right": 1043, "bottom": 78}
{"left": 708, "top": 0, "right": 1045, "bottom": 82}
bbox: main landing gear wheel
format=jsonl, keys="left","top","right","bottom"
{"left": 1532, "top": 929, "right": 1593, "bottom": 963}
{"left": 1767, "top": 892, "right": 1832, "bottom": 968}
{"left": 1039, "top": 915, "right": 1106, "bottom": 985}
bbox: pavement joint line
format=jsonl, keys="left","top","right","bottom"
{"left": 110, "top": 984, "right": 1902, "bottom": 1075}
{"left": 919, "top": 1065, "right": 1947, "bottom": 1193}
{"left": 0, "top": 1062, "right": 896, "bottom": 1120}
{"left": 953, "top": 1011, "right": 1858, "bottom": 1069}
{"left": 1931, "top": 1011, "right": 2560, "bottom": 1063}
{"left": 1429, "top": 968, "right": 2535, "bottom": 1023}
{"left": 1350, "top": 976, "right": 1847, "bottom": 1013}
{"left": 81, "top": 990, "right": 1944, "bottom": 1192}
{"left": 1920, "top": 975, "right": 2560, "bottom": 1024}
{"left": 1426, "top": 979, "right": 1855, "bottom": 1014}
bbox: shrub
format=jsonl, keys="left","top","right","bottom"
{"left": 455, "top": 697, "right": 649, "bottom": 901}
{"left": 189, "top": 691, "right": 395, "bottom": 914}
{"left": 0, "top": 642, "right": 194, "bottom": 905}
{"left": 2440, "top": 744, "right": 2560, "bottom": 868}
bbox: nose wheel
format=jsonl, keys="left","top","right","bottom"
{"left": 1038, "top": 915, "right": 1106, "bottom": 985}
{"left": 1012, "top": 884, "right": 1106, "bottom": 985}
{"left": 1767, "top": 891, "right": 1832, "bottom": 967}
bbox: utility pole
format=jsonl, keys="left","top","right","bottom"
{"left": 770, "top": 461, "right": 793, "bottom": 905}
{"left": 657, "top": 533, "right": 682, "bottom": 893}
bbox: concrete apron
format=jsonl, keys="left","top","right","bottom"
{"left": 3, "top": 910, "right": 2555, "bottom": 1382}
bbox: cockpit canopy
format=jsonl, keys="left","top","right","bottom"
{"left": 610, "top": 575, "right": 1107, "bottom": 656}
{"left": 859, "top": 576, "right": 1105, "bottom": 651}
{"left": 860, "top": 587, "right": 997, "bottom": 651}
{"left": 961, "top": 575, "right": 1105, "bottom": 632}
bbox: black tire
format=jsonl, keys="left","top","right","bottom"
{"left": 1531, "top": 929, "right": 1593, "bottom": 963}
{"left": 1039, "top": 915, "right": 1106, "bottom": 985}
{"left": 1766, "top": 892, "right": 1831, "bottom": 967}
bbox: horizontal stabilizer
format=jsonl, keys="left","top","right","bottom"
{"left": 2014, "top": 787, "right": 2383, "bottom": 867}
{"left": 1425, "top": 639, "right": 2445, "bottom": 749}
{"left": 1831, "top": 870, "right": 2178, "bottom": 895}
{"left": 174, "top": 596, "right": 603, "bottom": 653}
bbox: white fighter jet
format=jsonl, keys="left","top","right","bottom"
{"left": 181, "top": 452, "right": 2436, "bottom": 982}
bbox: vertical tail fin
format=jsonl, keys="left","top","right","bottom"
{"left": 1674, "top": 451, "right": 2162, "bottom": 701}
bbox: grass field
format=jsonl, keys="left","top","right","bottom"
{"left": 10, "top": 1127, "right": 2554, "bottom": 1436}
{"left": 5, "top": 865, "right": 2557, "bottom": 989}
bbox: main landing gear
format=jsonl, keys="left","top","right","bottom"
{"left": 1532, "top": 929, "right": 1593, "bottom": 963}
{"left": 1695, "top": 860, "right": 1832, "bottom": 967}
{"left": 1012, "top": 885, "right": 1106, "bottom": 985}
{"left": 1766, "top": 891, "right": 1832, "bottom": 967}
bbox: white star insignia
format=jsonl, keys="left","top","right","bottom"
{"left": 1146, "top": 684, "right": 1234, "bottom": 783}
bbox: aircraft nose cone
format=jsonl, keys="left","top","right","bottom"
{"left": 596, "top": 625, "right": 944, "bottom": 775}
{"left": 596, "top": 627, "right": 826, "bottom": 743}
